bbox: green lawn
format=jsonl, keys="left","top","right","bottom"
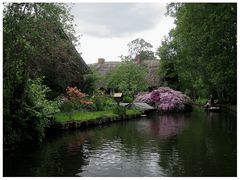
{"left": 54, "top": 109, "right": 141, "bottom": 123}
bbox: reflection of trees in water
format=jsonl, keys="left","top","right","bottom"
{"left": 4, "top": 132, "right": 90, "bottom": 176}
{"left": 156, "top": 111, "right": 237, "bottom": 176}
{"left": 206, "top": 111, "right": 237, "bottom": 133}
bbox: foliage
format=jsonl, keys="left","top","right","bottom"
{"left": 121, "top": 38, "right": 156, "bottom": 61}
{"left": 194, "top": 97, "right": 208, "bottom": 106}
{"left": 26, "top": 78, "right": 61, "bottom": 139}
{"left": 80, "top": 66, "right": 106, "bottom": 95}
{"left": 60, "top": 90, "right": 115, "bottom": 113}
{"left": 91, "top": 96, "right": 115, "bottom": 111}
{"left": 3, "top": 3, "right": 85, "bottom": 99}
{"left": 66, "top": 86, "right": 93, "bottom": 105}
{"left": 123, "top": 96, "right": 134, "bottom": 103}
{"left": 3, "top": 3, "right": 78, "bottom": 146}
{"left": 161, "top": 3, "right": 237, "bottom": 103}
{"left": 157, "top": 35, "right": 179, "bottom": 90}
{"left": 134, "top": 87, "right": 192, "bottom": 112}
{"left": 113, "top": 105, "right": 127, "bottom": 116}
{"left": 59, "top": 101, "right": 75, "bottom": 113}
{"left": 133, "top": 92, "right": 152, "bottom": 104}
{"left": 4, "top": 78, "right": 61, "bottom": 145}
{"left": 27, "top": 78, "right": 62, "bottom": 118}
{"left": 60, "top": 86, "right": 93, "bottom": 112}
{"left": 106, "top": 61, "right": 149, "bottom": 98}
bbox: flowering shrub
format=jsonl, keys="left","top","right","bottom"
{"left": 134, "top": 87, "right": 192, "bottom": 112}
{"left": 133, "top": 92, "right": 152, "bottom": 104}
{"left": 66, "top": 86, "right": 93, "bottom": 105}
{"left": 60, "top": 86, "right": 93, "bottom": 112}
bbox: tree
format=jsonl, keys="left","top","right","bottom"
{"left": 3, "top": 3, "right": 78, "bottom": 145}
{"left": 106, "top": 61, "right": 149, "bottom": 98}
{"left": 163, "top": 3, "right": 236, "bottom": 102}
{"left": 80, "top": 66, "right": 106, "bottom": 95}
{"left": 157, "top": 34, "right": 179, "bottom": 90}
{"left": 121, "top": 38, "right": 156, "bottom": 61}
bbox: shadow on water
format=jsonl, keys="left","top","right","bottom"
{"left": 3, "top": 108, "right": 236, "bottom": 177}
{"left": 155, "top": 110, "right": 236, "bottom": 176}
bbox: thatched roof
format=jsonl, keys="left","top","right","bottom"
{"left": 89, "top": 58, "right": 160, "bottom": 87}
{"left": 89, "top": 61, "right": 120, "bottom": 76}
{"left": 28, "top": 25, "right": 91, "bottom": 94}
{"left": 141, "top": 60, "right": 161, "bottom": 87}
{"left": 60, "top": 30, "right": 91, "bottom": 74}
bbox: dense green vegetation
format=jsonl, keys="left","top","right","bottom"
{"left": 106, "top": 61, "right": 149, "bottom": 98}
{"left": 3, "top": 3, "right": 85, "bottom": 146}
{"left": 158, "top": 3, "right": 236, "bottom": 103}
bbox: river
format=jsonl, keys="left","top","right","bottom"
{"left": 3, "top": 108, "right": 237, "bottom": 177}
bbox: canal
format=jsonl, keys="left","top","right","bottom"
{"left": 3, "top": 108, "right": 237, "bottom": 177}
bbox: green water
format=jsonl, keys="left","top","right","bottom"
{"left": 3, "top": 109, "right": 237, "bottom": 176}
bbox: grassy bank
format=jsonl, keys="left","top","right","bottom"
{"left": 54, "top": 109, "right": 141, "bottom": 123}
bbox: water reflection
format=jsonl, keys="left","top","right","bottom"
{"left": 147, "top": 114, "right": 189, "bottom": 139}
{"left": 4, "top": 109, "right": 236, "bottom": 177}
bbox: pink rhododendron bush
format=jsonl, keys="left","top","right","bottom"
{"left": 134, "top": 87, "right": 192, "bottom": 112}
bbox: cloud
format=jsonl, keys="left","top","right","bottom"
{"left": 70, "top": 3, "right": 168, "bottom": 38}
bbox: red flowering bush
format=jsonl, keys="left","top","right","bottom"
{"left": 66, "top": 86, "right": 93, "bottom": 105}
{"left": 60, "top": 86, "right": 93, "bottom": 112}
{"left": 134, "top": 87, "right": 192, "bottom": 112}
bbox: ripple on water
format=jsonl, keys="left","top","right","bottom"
{"left": 76, "top": 139, "right": 167, "bottom": 177}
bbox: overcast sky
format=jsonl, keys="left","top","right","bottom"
{"left": 69, "top": 3, "right": 175, "bottom": 64}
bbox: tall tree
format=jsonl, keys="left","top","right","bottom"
{"left": 121, "top": 38, "right": 156, "bottom": 61}
{"left": 157, "top": 33, "right": 179, "bottom": 90}
{"left": 3, "top": 3, "right": 80, "bottom": 145}
{"left": 106, "top": 61, "right": 149, "bottom": 98}
{"left": 162, "top": 3, "right": 236, "bottom": 102}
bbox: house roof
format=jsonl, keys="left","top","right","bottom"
{"left": 27, "top": 25, "right": 91, "bottom": 93}
{"left": 60, "top": 30, "right": 91, "bottom": 74}
{"left": 89, "top": 61, "right": 120, "bottom": 76}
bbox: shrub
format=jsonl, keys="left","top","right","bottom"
{"left": 194, "top": 97, "right": 208, "bottom": 106}
{"left": 59, "top": 101, "right": 75, "bottom": 112}
{"left": 24, "top": 78, "right": 61, "bottom": 142}
{"left": 123, "top": 96, "right": 134, "bottom": 103}
{"left": 61, "top": 86, "right": 93, "bottom": 112}
{"left": 66, "top": 86, "right": 93, "bottom": 105}
{"left": 134, "top": 87, "right": 192, "bottom": 112}
{"left": 113, "top": 105, "right": 127, "bottom": 116}
{"left": 133, "top": 92, "right": 153, "bottom": 104}
{"left": 91, "top": 96, "right": 115, "bottom": 111}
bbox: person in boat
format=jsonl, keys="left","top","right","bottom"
{"left": 204, "top": 95, "right": 214, "bottom": 109}
{"left": 204, "top": 99, "right": 210, "bottom": 109}
{"left": 210, "top": 95, "right": 214, "bottom": 106}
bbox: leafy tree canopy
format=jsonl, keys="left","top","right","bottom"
{"left": 121, "top": 38, "right": 156, "bottom": 61}
{"left": 106, "top": 61, "right": 149, "bottom": 97}
{"left": 3, "top": 3, "right": 80, "bottom": 146}
{"left": 158, "top": 3, "right": 236, "bottom": 103}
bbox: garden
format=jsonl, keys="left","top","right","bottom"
{"left": 54, "top": 86, "right": 141, "bottom": 124}
{"left": 52, "top": 85, "right": 193, "bottom": 129}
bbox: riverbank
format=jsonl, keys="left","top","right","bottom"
{"left": 51, "top": 109, "right": 142, "bottom": 130}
